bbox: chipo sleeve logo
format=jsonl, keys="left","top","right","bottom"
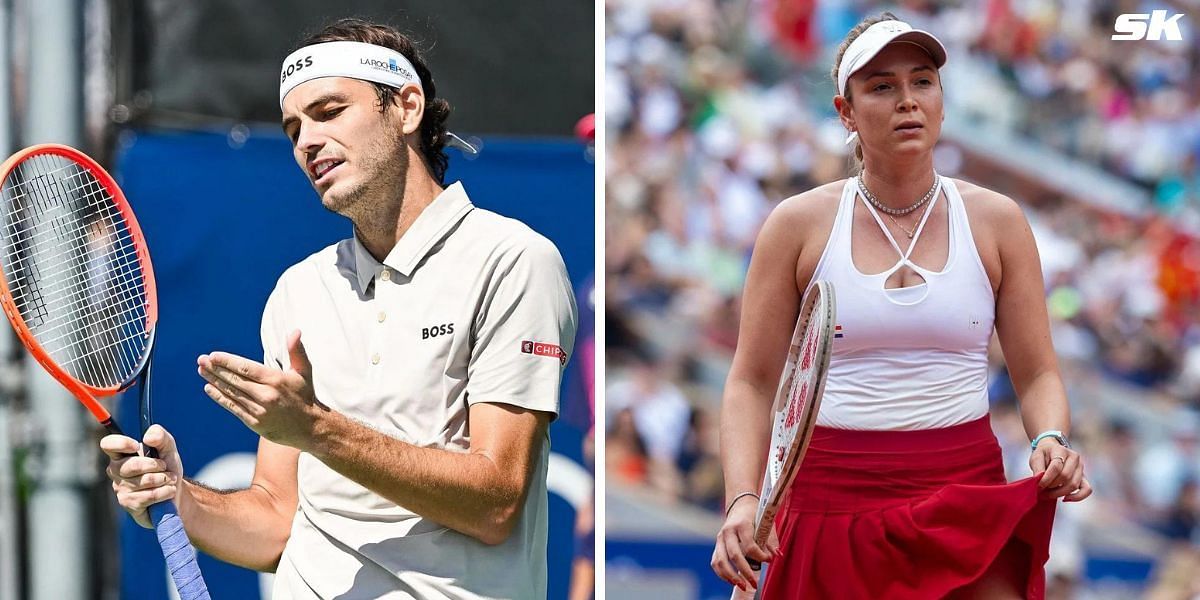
{"left": 521, "top": 340, "right": 567, "bottom": 365}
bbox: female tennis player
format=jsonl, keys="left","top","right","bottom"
{"left": 711, "top": 13, "right": 1090, "bottom": 599}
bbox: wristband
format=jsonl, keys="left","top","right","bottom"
{"left": 725, "top": 492, "right": 759, "bottom": 516}
{"left": 1031, "top": 430, "right": 1070, "bottom": 451}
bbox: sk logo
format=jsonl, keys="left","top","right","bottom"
{"left": 1112, "top": 10, "right": 1184, "bottom": 41}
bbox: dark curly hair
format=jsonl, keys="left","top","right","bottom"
{"left": 297, "top": 18, "right": 452, "bottom": 183}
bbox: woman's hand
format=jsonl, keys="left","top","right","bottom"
{"left": 711, "top": 495, "right": 778, "bottom": 592}
{"left": 1030, "top": 439, "right": 1092, "bottom": 502}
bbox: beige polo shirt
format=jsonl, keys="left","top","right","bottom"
{"left": 265, "top": 182, "right": 578, "bottom": 599}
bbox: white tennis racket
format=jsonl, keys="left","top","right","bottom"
{"left": 731, "top": 279, "right": 835, "bottom": 600}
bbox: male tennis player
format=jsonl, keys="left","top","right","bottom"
{"left": 101, "top": 18, "right": 577, "bottom": 599}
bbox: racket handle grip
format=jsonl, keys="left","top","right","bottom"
{"left": 148, "top": 500, "right": 212, "bottom": 600}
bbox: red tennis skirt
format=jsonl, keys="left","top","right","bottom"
{"left": 760, "top": 416, "right": 1057, "bottom": 599}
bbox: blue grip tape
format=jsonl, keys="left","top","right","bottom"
{"left": 149, "top": 501, "right": 211, "bottom": 600}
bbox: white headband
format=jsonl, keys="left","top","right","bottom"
{"left": 835, "top": 20, "right": 947, "bottom": 98}
{"left": 279, "top": 41, "right": 423, "bottom": 108}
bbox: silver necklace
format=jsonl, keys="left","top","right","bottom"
{"left": 857, "top": 173, "right": 939, "bottom": 216}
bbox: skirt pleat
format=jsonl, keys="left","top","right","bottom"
{"left": 761, "top": 416, "right": 1057, "bottom": 599}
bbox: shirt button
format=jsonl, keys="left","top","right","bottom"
{"left": 377, "top": 312, "right": 386, "bottom": 323}
{"left": 371, "top": 353, "right": 381, "bottom": 365}
{"left": 380, "top": 269, "right": 391, "bottom": 282}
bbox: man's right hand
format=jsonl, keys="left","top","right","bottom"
{"left": 100, "top": 424, "right": 185, "bottom": 529}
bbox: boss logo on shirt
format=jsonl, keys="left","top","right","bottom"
{"left": 422, "top": 323, "right": 454, "bottom": 339}
{"left": 521, "top": 340, "right": 567, "bottom": 365}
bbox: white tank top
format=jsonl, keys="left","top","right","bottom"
{"left": 811, "top": 177, "right": 994, "bottom": 430}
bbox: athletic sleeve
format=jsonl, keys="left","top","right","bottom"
{"left": 466, "top": 233, "right": 578, "bottom": 417}
{"left": 260, "top": 283, "right": 285, "bottom": 369}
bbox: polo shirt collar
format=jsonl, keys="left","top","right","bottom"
{"left": 351, "top": 181, "right": 475, "bottom": 289}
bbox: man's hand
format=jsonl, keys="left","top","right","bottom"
{"left": 198, "top": 329, "right": 327, "bottom": 449}
{"left": 100, "top": 425, "right": 184, "bottom": 528}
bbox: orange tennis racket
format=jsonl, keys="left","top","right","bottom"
{"left": 0, "top": 143, "right": 210, "bottom": 599}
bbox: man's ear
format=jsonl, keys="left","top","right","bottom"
{"left": 396, "top": 84, "right": 424, "bottom": 136}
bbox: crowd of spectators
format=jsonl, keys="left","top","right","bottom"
{"left": 606, "top": 0, "right": 1200, "bottom": 594}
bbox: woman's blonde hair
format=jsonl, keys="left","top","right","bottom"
{"left": 831, "top": 11, "right": 900, "bottom": 165}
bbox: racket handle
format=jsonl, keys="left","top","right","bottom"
{"left": 148, "top": 501, "right": 211, "bottom": 600}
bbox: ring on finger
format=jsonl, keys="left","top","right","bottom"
{"left": 1052, "top": 456, "right": 1065, "bottom": 464}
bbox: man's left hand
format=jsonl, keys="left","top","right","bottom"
{"left": 198, "top": 329, "right": 325, "bottom": 449}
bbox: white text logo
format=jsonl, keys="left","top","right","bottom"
{"left": 1112, "top": 10, "right": 1184, "bottom": 41}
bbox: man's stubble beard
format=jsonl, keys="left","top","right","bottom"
{"left": 321, "top": 122, "right": 409, "bottom": 234}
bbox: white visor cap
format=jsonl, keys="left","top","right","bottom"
{"left": 836, "top": 20, "right": 947, "bottom": 97}
{"left": 279, "top": 41, "right": 423, "bottom": 108}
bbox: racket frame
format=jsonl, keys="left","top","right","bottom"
{"left": 0, "top": 143, "right": 159, "bottom": 424}
{"left": 0, "top": 143, "right": 210, "bottom": 600}
{"left": 749, "top": 279, "right": 835, "bottom": 542}
{"left": 729, "top": 280, "right": 835, "bottom": 600}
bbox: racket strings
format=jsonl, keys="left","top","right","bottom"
{"left": 5, "top": 209, "right": 147, "bottom": 334}
{"left": 4, "top": 239, "right": 146, "bottom": 328}
{"left": 4, "top": 171, "right": 133, "bottom": 274}
{"left": 15, "top": 185, "right": 148, "bottom": 386}
{"left": 781, "top": 327, "right": 818, "bottom": 430}
{"left": 22, "top": 159, "right": 150, "bottom": 387}
{"left": 1, "top": 154, "right": 150, "bottom": 388}
{"left": 4, "top": 180, "right": 141, "bottom": 282}
{"left": 2, "top": 162, "right": 147, "bottom": 334}
{"left": 1, "top": 168, "right": 94, "bottom": 290}
{"left": 3, "top": 171, "right": 147, "bottom": 386}
{"left": 776, "top": 299, "right": 829, "bottom": 466}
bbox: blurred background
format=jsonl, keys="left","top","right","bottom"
{"left": 605, "top": 0, "right": 1200, "bottom": 598}
{"left": 0, "top": 1, "right": 594, "bottom": 599}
